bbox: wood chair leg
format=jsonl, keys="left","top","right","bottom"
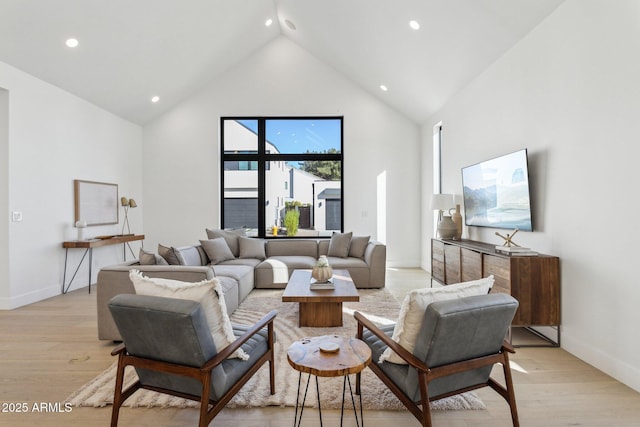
{"left": 198, "top": 372, "right": 213, "bottom": 427}
{"left": 269, "top": 354, "right": 276, "bottom": 395}
{"left": 502, "top": 353, "right": 520, "bottom": 427}
{"left": 111, "top": 356, "right": 127, "bottom": 427}
{"left": 418, "top": 371, "right": 433, "bottom": 427}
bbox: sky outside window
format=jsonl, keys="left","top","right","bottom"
{"left": 238, "top": 119, "right": 341, "bottom": 156}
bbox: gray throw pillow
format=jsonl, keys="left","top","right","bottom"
{"left": 158, "top": 244, "right": 180, "bottom": 265}
{"left": 349, "top": 235, "right": 370, "bottom": 259}
{"left": 200, "top": 238, "right": 236, "bottom": 265}
{"left": 238, "top": 236, "right": 266, "bottom": 260}
{"left": 205, "top": 228, "right": 246, "bottom": 257}
{"left": 327, "top": 232, "right": 353, "bottom": 258}
{"left": 139, "top": 248, "right": 169, "bottom": 265}
{"left": 174, "top": 245, "right": 205, "bottom": 266}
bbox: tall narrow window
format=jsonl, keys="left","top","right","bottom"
{"left": 221, "top": 117, "right": 343, "bottom": 238}
{"left": 433, "top": 122, "right": 443, "bottom": 236}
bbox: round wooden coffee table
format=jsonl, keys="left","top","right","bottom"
{"left": 287, "top": 334, "right": 372, "bottom": 426}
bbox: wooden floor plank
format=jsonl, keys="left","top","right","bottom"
{"left": 1, "top": 268, "right": 639, "bottom": 426}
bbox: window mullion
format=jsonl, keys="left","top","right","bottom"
{"left": 257, "top": 119, "right": 266, "bottom": 238}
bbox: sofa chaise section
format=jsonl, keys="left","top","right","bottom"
{"left": 97, "top": 264, "right": 241, "bottom": 341}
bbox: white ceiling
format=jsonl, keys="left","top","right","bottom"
{"left": 0, "top": 0, "right": 564, "bottom": 125}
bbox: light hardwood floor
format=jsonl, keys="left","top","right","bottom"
{"left": 1, "top": 268, "right": 640, "bottom": 426}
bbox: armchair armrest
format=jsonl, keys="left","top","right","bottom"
{"left": 354, "top": 311, "right": 429, "bottom": 373}
{"left": 203, "top": 310, "right": 277, "bottom": 370}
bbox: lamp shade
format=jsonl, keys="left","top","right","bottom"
{"left": 431, "top": 193, "right": 454, "bottom": 211}
{"left": 128, "top": 198, "right": 137, "bottom": 208}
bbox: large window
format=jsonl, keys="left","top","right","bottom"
{"left": 221, "top": 117, "right": 343, "bottom": 238}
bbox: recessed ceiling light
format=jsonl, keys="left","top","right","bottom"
{"left": 65, "top": 38, "right": 79, "bottom": 48}
{"left": 265, "top": 18, "right": 273, "bottom": 27}
{"left": 380, "top": 85, "right": 388, "bottom": 92}
{"left": 409, "top": 20, "right": 420, "bottom": 30}
{"left": 285, "top": 19, "right": 297, "bottom": 30}
{"left": 151, "top": 96, "right": 160, "bottom": 103}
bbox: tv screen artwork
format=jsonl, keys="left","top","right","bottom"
{"left": 461, "top": 149, "right": 533, "bottom": 231}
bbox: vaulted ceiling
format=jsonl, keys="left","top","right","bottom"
{"left": 0, "top": 0, "right": 564, "bottom": 125}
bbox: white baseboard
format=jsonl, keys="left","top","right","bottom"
{"left": 0, "top": 285, "right": 63, "bottom": 310}
{"left": 562, "top": 332, "right": 640, "bottom": 393}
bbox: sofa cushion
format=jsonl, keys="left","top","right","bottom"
{"left": 265, "top": 239, "right": 318, "bottom": 258}
{"left": 254, "top": 256, "right": 317, "bottom": 288}
{"left": 379, "top": 276, "right": 494, "bottom": 364}
{"left": 349, "top": 235, "right": 370, "bottom": 259}
{"left": 212, "top": 264, "right": 255, "bottom": 303}
{"left": 328, "top": 232, "right": 352, "bottom": 258}
{"left": 139, "top": 248, "right": 169, "bottom": 265}
{"left": 238, "top": 236, "right": 266, "bottom": 260}
{"left": 205, "top": 228, "right": 246, "bottom": 257}
{"left": 200, "top": 238, "right": 236, "bottom": 265}
{"left": 129, "top": 269, "right": 248, "bottom": 360}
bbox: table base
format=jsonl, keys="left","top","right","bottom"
{"left": 293, "top": 371, "right": 364, "bottom": 427}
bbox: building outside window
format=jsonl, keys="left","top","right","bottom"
{"left": 221, "top": 117, "right": 343, "bottom": 238}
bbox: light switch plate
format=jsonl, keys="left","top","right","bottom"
{"left": 12, "top": 211, "right": 22, "bottom": 222}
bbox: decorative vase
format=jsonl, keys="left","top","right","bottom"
{"left": 449, "top": 204, "right": 463, "bottom": 240}
{"left": 312, "top": 255, "right": 333, "bottom": 283}
{"left": 75, "top": 219, "right": 87, "bottom": 241}
{"left": 438, "top": 215, "right": 457, "bottom": 239}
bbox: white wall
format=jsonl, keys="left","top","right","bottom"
{"left": 143, "top": 36, "right": 421, "bottom": 267}
{"left": 0, "top": 61, "right": 142, "bottom": 309}
{"left": 0, "top": 89, "right": 8, "bottom": 301}
{"left": 422, "top": 0, "right": 640, "bottom": 392}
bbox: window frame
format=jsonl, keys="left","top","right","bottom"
{"left": 220, "top": 116, "right": 344, "bottom": 238}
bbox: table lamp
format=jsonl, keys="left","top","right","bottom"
{"left": 120, "top": 197, "right": 137, "bottom": 235}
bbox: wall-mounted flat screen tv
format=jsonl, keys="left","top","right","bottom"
{"left": 461, "top": 149, "right": 533, "bottom": 231}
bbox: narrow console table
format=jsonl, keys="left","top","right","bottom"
{"left": 431, "top": 238, "right": 560, "bottom": 346}
{"left": 62, "top": 234, "right": 144, "bottom": 294}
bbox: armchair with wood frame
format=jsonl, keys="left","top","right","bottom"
{"left": 354, "top": 293, "right": 520, "bottom": 427}
{"left": 108, "top": 293, "right": 276, "bottom": 427}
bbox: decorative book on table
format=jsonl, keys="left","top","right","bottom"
{"left": 495, "top": 246, "right": 538, "bottom": 256}
{"left": 310, "top": 277, "right": 335, "bottom": 290}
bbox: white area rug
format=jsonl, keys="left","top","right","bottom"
{"left": 66, "top": 289, "right": 485, "bottom": 411}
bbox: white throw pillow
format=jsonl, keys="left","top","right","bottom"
{"left": 129, "top": 269, "right": 248, "bottom": 360}
{"left": 379, "top": 276, "right": 494, "bottom": 364}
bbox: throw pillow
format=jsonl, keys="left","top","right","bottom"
{"left": 173, "top": 245, "right": 205, "bottom": 266}
{"left": 327, "top": 232, "right": 353, "bottom": 258}
{"left": 205, "top": 228, "right": 246, "bottom": 258}
{"left": 238, "top": 236, "right": 266, "bottom": 260}
{"left": 158, "top": 244, "right": 180, "bottom": 265}
{"left": 200, "top": 238, "right": 236, "bottom": 265}
{"left": 380, "top": 276, "right": 495, "bottom": 364}
{"left": 348, "top": 235, "right": 370, "bottom": 259}
{"left": 129, "top": 269, "right": 248, "bottom": 360}
{"left": 138, "top": 248, "right": 169, "bottom": 265}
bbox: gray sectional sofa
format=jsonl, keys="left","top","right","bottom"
{"left": 96, "top": 231, "right": 386, "bottom": 341}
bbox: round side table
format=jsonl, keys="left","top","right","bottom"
{"left": 287, "top": 334, "right": 372, "bottom": 427}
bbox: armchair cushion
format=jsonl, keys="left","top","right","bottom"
{"left": 129, "top": 269, "right": 248, "bottom": 360}
{"left": 380, "top": 276, "right": 494, "bottom": 364}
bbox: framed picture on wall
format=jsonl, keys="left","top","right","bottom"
{"left": 74, "top": 180, "right": 118, "bottom": 226}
